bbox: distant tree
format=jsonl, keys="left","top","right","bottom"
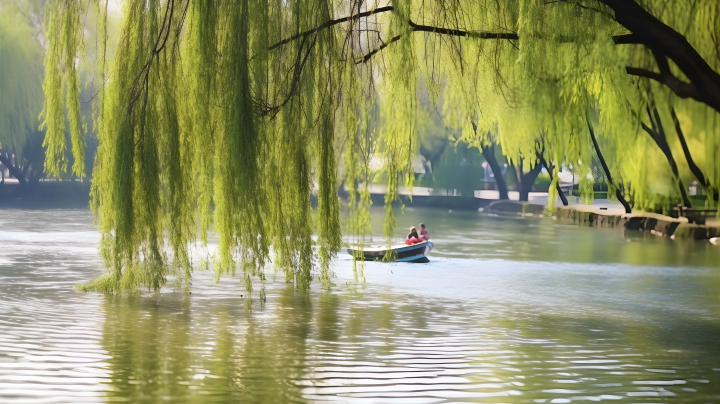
{"left": 430, "top": 142, "right": 484, "bottom": 196}
{"left": 0, "top": 6, "right": 45, "bottom": 186}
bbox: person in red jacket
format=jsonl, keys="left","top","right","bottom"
{"left": 406, "top": 226, "right": 420, "bottom": 245}
{"left": 419, "top": 223, "right": 429, "bottom": 241}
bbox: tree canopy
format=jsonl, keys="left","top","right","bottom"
{"left": 0, "top": 3, "right": 45, "bottom": 182}
{"left": 41, "top": 0, "right": 720, "bottom": 292}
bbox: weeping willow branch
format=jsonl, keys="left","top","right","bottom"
{"left": 625, "top": 67, "right": 701, "bottom": 101}
{"left": 670, "top": 108, "right": 706, "bottom": 188}
{"left": 612, "top": 33, "right": 640, "bottom": 45}
{"left": 253, "top": 35, "right": 318, "bottom": 117}
{"left": 539, "top": 154, "right": 568, "bottom": 206}
{"left": 127, "top": 0, "right": 180, "bottom": 116}
{"left": 625, "top": 49, "right": 703, "bottom": 102}
{"left": 670, "top": 107, "right": 719, "bottom": 203}
{"left": 356, "top": 33, "right": 402, "bottom": 64}
{"left": 601, "top": 0, "right": 720, "bottom": 113}
{"left": 640, "top": 106, "right": 691, "bottom": 208}
{"left": 269, "top": 5, "right": 394, "bottom": 50}
{"left": 544, "top": 0, "right": 611, "bottom": 17}
{"left": 407, "top": 20, "right": 518, "bottom": 40}
{"left": 587, "top": 120, "right": 632, "bottom": 214}
{"left": 267, "top": 1, "right": 717, "bottom": 119}
{"left": 349, "top": 0, "right": 720, "bottom": 114}
{"left": 356, "top": 23, "right": 518, "bottom": 64}
{"left": 356, "top": 23, "right": 643, "bottom": 64}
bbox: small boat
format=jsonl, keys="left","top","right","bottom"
{"left": 346, "top": 240, "right": 434, "bottom": 263}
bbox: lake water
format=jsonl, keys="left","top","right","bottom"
{"left": 0, "top": 207, "right": 719, "bottom": 403}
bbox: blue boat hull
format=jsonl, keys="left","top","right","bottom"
{"left": 347, "top": 241, "right": 434, "bottom": 263}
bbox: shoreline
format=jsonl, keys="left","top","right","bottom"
{"left": 2, "top": 181, "right": 717, "bottom": 243}
{"left": 483, "top": 199, "right": 720, "bottom": 242}
{"left": 0, "top": 181, "right": 90, "bottom": 209}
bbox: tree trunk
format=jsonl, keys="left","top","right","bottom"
{"left": 419, "top": 142, "right": 447, "bottom": 177}
{"left": 519, "top": 162, "right": 542, "bottom": 202}
{"left": 670, "top": 107, "right": 718, "bottom": 203}
{"left": 603, "top": 0, "right": 720, "bottom": 114}
{"left": 540, "top": 155, "right": 568, "bottom": 206}
{"left": 480, "top": 143, "right": 509, "bottom": 200}
{"left": 336, "top": 178, "right": 349, "bottom": 199}
{"left": 0, "top": 151, "right": 27, "bottom": 186}
{"left": 555, "top": 178, "right": 569, "bottom": 206}
{"left": 470, "top": 124, "right": 509, "bottom": 200}
{"left": 514, "top": 157, "right": 524, "bottom": 188}
{"left": 587, "top": 122, "right": 632, "bottom": 213}
{"left": 29, "top": 170, "right": 43, "bottom": 185}
{"left": 642, "top": 106, "right": 691, "bottom": 207}
{"left": 20, "top": 141, "right": 43, "bottom": 182}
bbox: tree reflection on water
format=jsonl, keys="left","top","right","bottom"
{"left": 99, "top": 272, "right": 720, "bottom": 403}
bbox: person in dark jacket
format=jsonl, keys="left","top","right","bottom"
{"left": 406, "top": 226, "right": 420, "bottom": 245}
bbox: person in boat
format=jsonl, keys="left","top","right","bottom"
{"left": 419, "top": 223, "right": 429, "bottom": 241}
{"left": 406, "top": 226, "right": 420, "bottom": 245}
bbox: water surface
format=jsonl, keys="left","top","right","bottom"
{"left": 0, "top": 207, "right": 719, "bottom": 403}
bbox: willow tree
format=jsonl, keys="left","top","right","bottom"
{"left": 439, "top": 1, "right": 720, "bottom": 212}
{"left": 43, "top": 0, "right": 720, "bottom": 292}
{"left": 0, "top": 5, "right": 45, "bottom": 185}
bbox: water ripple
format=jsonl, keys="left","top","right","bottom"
{"left": 1, "top": 209, "right": 719, "bottom": 403}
